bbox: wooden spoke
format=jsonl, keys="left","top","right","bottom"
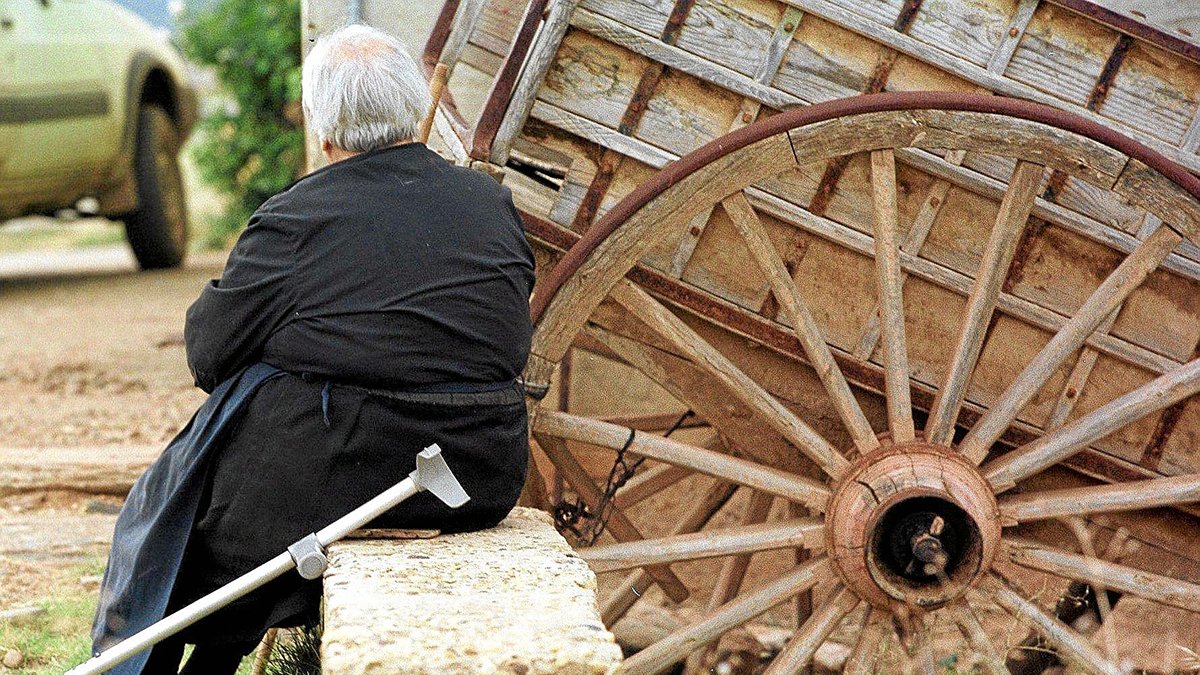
{"left": 610, "top": 280, "right": 850, "bottom": 478}
{"left": 925, "top": 160, "right": 1044, "bottom": 446}
{"left": 600, "top": 411, "right": 708, "bottom": 433}
{"left": 985, "top": 573, "right": 1127, "bottom": 675}
{"left": 689, "top": 490, "right": 775, "bottom": 673}
{"left": 533, "top": 433, "right": 690, "bottom": 602}
{"left": 984, "top": 357, "right": 1200, "bottom": 489}
{"left": 843, "top": 607, "right": 890, "bottom": 675}
{"left": 853, "top": 149, "right": 968, "bottom": 361}
{"left": 613, "top": 463, "right": 693, "bottom": 510}
{"left": 600, "top": 478, "right": 737, "bottom": 625}
{"left": 870, "top": 149, "right": 917, "bottom": 443}
{"left": 621, "top": 557, "right": 832, "bottom": 675}
{"left": 534, "top": 411, "right": 832, "bottom": 513}
{"left": 999, "top": 472, "right": 1200, "bottom": 523}
{"left": 722, "top": 190, "right": 879, "bottom": 455}
{"left": 762, "top": 584, "right": 860, "bottom": 675}
{"left": 1004, "top": 538, "right": 1200, "bottom": 613}
{"left": 958, "top": 224, "right": 1185, "bottom": 464}
{"left": 580, "top": 518, "right": 823, "bottom": 573}
{"left": 708, "top": 491, "right": 774, "bottom": 610}
{"left": 947, "top": 599, "right": 1009, "bottom": 675}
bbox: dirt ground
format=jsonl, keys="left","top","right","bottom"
{"left": 0, "top": 246, "right": 228, "bottom": 612}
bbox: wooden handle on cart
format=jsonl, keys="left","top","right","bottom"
{"left": 417, "top": 63, "right": 450, "bottom": 145}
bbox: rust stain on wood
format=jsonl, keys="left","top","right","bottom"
{"left": 1139, "top": 400, "right": 1187, "bottom": 470}
{"left": 1087, "top": 34, "right": 1134, "bottom": 112}
{"left": 662, "top": 0, "right": 699, "bottom": 46}
{"left": 893, "top": 0, "right": 925, "bottom": 33}
{"left": 807, "top": 51, "right": 899, "bottom": 216}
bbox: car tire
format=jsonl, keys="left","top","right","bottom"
{"left": 122, "top": 104, "right": 188, "bottom": 269}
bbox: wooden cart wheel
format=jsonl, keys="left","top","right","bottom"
{"left": 523, "top": 92, "right": 1200, "bottom": 674}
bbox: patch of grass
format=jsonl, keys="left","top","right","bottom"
{"left": 0, "top": 594, "right": 96, "bottom": 674}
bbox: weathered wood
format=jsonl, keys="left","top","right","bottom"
{"left": 570, "top": 9, "right": 803, "bottom": 111}
{"left": 620, "top": 557, "right": 832, "bottom": 675}
{"left": 1004, "top": 537, "right": 1200, "bottom": 613}
{"left": 723, "top": 191, "right": 878, "bottom": 454}
{"left": 580, "top": 518, "right": 823, "bottom": 573}
{"left": 1113, "top": 159, "right": 1200, "bottom": 247}
{"left": 842, "top": 607, "right": 889, "bottom": 675}
{"left": 1043, "top": 308, "right": 1120, "bottom": 431}
{"left": 609, "top": 280, "right": 849, "bottom": 478}
{"left": 761, "top": 584, "right": 859, "bottom": 675}
{"left": 948, "top": 599, "right": 1009, "bottom": 675}
{"left": 925, "top": 160, "right": 1044, "bottom": 446}
{"left": 985, "top": 572, "right": 1126, "bottom": 675}
{"left": 533, "top": 433, "right": 691, "bottom": 602}
{"left": 870, "top": 149, "right": 917, "bottom": 443}
{"left": 0, "top": 445, "right": 160, "bottom": 497}
{"left": 533, "top": 410, "right": 832, "bottom": 512}
{"left": 984, "top": 357, "right": 1200, "bottom": 488}
{"left": 438, "top": 0, "right": 489, "bottom": 76}
{"left": 987, "top": 0, "right": 1039, "bottom": 74}
{"left": 493, "top": 0, "right": 580, "bottom": 164}
{"left": 744, "top": 187, "right": 1182, "bottom": 377}
{"left": 853, "top": 149, "right": 967, "bottom": 360}
{"left": 707, "top": 491, "right": 774, "bottom": 609}
{"left": 958, "top": 224, "right": 1185, "bottom": 464}
{"left": 613, "top": 463, "right": 693, "bottom": 510}
{"left": 601, "top": 478, "right": 736, "bottom": 625}
{"left": 998, "top": 472, "right": 1200, "bottom": 523}
{"left": 775, "top": 0, "right": 1200, "bottom": 174}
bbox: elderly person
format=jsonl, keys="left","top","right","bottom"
{"left": 91, "top": 24, "right": 535, "bottom": 675}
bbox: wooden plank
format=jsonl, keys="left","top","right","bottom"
{"left": 776, "top": 0, "right": 1200, "bottom": 175}
{"left": 672, "top": 0, "right": 786, "bottom": 77}
{"left": 757, "top": 7, "right": 805, "bottom": 82}
{"left": 983, "top": 357, "right": 1200, "bottom": 489}
{"left": 1008, "top": 3, "right": 1118, "bottom": 107}
{"left": 905, "top": 0, "right": 1013, "bottom": 68}
{"left": 746, "top": 187, "right": 1184, "bottom": 376}
{"left": 440, "top": 0, "right": 490, "bottom": 75}
{"left": 1114, "top": 159, "right": 1200, "bottom": 247}
{"left": 925, "top": 160, "right": 1044, "bottom": 446}
{"left": 987, "top": 0, "right": 1040, "bottom": 74}
{"left": 569, "top": 8, "right": 804, "bottom": 110}
{"left": 1043, "top": 308, "right": 1120, "bottom": 430}
{"left": 493, "top": 0, "right": 581, "bottom": 164}
{"left": 959, "top": 224, "right": 1185, "bottom": 463}
{"left": 1101, "top": 40, "right": 1200, "bottom": 145}
{"left": 530, "top": 101, "right": 675, "bottom": 168}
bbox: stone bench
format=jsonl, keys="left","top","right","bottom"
{"left": 320, "top": 507, "right": 623, "bottom": 674}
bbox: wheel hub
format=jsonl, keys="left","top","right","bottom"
{"left": 825, "top": 442, "right": 1000, "bottom": 609}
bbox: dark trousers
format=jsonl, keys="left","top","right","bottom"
{"left": 141, "top": 637, "right": 257, "bottom": 675}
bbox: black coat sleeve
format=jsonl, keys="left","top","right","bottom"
{"left": 184, "top": 213, "right": 295, "bottom": 392}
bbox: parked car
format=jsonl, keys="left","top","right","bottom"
{"left": 0, "top": 0, "right": 197, "bottom": 268}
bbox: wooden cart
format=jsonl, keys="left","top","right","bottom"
{"left": 416, "top": 1, "right": 1200, "bottom": 672}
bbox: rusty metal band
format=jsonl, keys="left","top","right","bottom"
{"left": 1048, "top": 0, "right": 1200, "bottom": 65}
{"left": 529, "top": 90, "right": 1200, "bottom": 324}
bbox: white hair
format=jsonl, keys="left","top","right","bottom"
{"left": 302, "top": 24, "right": 432, "bottom": 153}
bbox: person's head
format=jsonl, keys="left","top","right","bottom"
{"left": 302, "top": 24, "right": 432, "bottom": 163}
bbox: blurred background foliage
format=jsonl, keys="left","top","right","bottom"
{"left": 179, "top": 0, "right": 305, "bottom": 247}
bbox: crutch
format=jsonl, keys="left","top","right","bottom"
{"left": 67, "top": 445, "right": 469, "bottom": 675}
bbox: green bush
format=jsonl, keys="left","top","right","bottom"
{"left": 179, "top": 0, "right": 305, "bottom": 247}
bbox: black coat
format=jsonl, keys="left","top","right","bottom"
{"left": 101, "top": 143, "right": 536, "bottom": 658}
